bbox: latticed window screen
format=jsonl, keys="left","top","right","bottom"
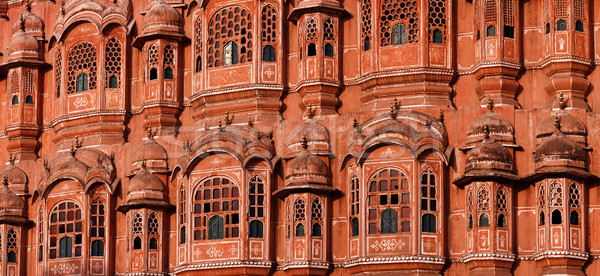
{"left": 55, "top": 49, "right": 62, "bottom": 96}
{"left": 105, "top": 38, "right": 122, "bottom": 88}
{"left": 428, "top": 0, "right": 447, "bottom": 43}
{"left": 496, "top": 187, "right": 508, "bottom": 227}
{"left": 261, "top": 5, "right": 277, "bottom": 62}
{"left": 294, "top": 197, "right": 306, "bottom": 237}
{"left": 90, "top": 198, "right": 105, "bottom": 256}
{"left": 350, "top": 174, "right": 359, "bottom": 236}
{"left": 132, "top": 212, "right": 143, "bottom": 250}
{"left": 367, "top": 168, "right": 410, "bottom": 234}
{"left": 67, "top": 42, "right": 97, "bottom": 94}
{"left": 148, "top": 212, "right": 159, "bottom": 249}
{"left": 207, "top": 6, "right": 253, "bottom": 68}
{"left": 49, "top": 202, "right": 83, "bottom": 259}
{"left": 360, "top": 0, "right": 372, "bottom": 50}
{"left": 7, "top": 228, "right": 17, "bottom": 263}
{"left": 249, "top": 176, "right": 265, "bottom": 238}
{"left": 311, "top": 198, "right": 323, "bottom": 237}
{"left": 192, "top": 177, "right": 240, "bottom": 240}
{"left": 194, "top": 17, "right": 202, "bottom": 72}
{"left": 380, "top": 0, "right": 419, "bottom": 46}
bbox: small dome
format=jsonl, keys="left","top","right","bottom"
{"left": 467, "top": 110, "right": 514, "bottom": 145}
{"left": 535, "top": 132, "right": 586, "bottom": 169}
{"left": 536, "top": 111, "right": 586, "bottom": 145}
{"left": 9, "top": 29, "right": 38, "bottom": 56}
{"left": 466, "top": 139, "right": 513, "bottom": 172}
{"left": 0, "top": 179, "right": 24, "bottom": 216}
{"left": 1, "top": 165, "right": 27, "bottom": 186}
{"left": 288, "top": 119, "right": 330, "bottom": 155}
{"left": 127, "top": 167, "right": 164, "bottom": 202}
{"left": 55, "top": 154, "right": 89, "bottom": 177}
{"left": 12, "top": 12, "right": 44, "bottom": 37}
{"left": 285, "top": 150, "right": 329, "bottom": 186}
{"left": 102, "top": 1, "right": 127, "bottom": 17}
{"left": 135, "top": 138, "right": 168, "bottom": 163}
{"left": 143, "top": 0, "right": 181, "bottom": 33}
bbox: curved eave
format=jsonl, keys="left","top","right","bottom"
{"left": 117, "top": 199, "right": 174, "bottom": 213}
{"left": 288, "top": 4, "right": 350, "bottom": 23}
{"left": 0, "top": 59, "right": 50, "bottom": 75}
{"left": 273, "top": 183, "right": 340, "bottom": 199}
{"left": 453, "top": 170, "right": 520, "bottom": 188}
{"left": 524, "top": 168, "right": 598, "bottom": 183}
{"left": 132, "top": 32, "right": 189, "bottom": 49}
{"left": 0, "top": 215, "right": 33, "bottom": 226}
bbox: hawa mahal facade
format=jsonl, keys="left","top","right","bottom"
{"left": 0, "top": 0, "right": 598, "bottom": 275}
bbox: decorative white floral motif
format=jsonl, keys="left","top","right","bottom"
{"left": 265, "top": 67, "right": 275, "bottom": 78}
{"left": 210, "top": 158, "right": 223, "bottom": 166}
{"left": 251, "top": 244, "right": 261, "bottom": 256}
{"left": 92, "top": 262, "right": 102, "bottom": 272}
{"left": 229, "top": 245, "right": 238, "bottom": 255}
{"left": 370, "top": 239, "right": 405, "bottom": 252}
{"left": 480, "top": 234, "right": 488, "bottom": 248}
{"left": 423, "top": 239, "right": 435, "bottom": 251}
{"left": 468, "top": 236, "right": 473, "bottom": 249}
{"left": 150, "top": 255, "right": 157, "bottom": 266}
{"left": 50, "top": 263, "right": 79, "bottom": 275}
{"left": 383, "top": 147, "right": 395, "bottom": 157}
{"left": 206, "top": 247, "right": 224, "bottom": 258}
{"left": 313, "top": 243, "right": 321, "bottom": 255}
{"left": 559, "top": 38, "right": 565, "bottom": 50}
{"left": 233, "top": 172, "right": 241, "bottom": 181}
{"left": 194, "top": 248, "right": 202, "bottom": 259}
{"left": 74, "top": 96, "right": 89, "bottom": 108}
{"left": 553, "top": 232, "right": 560, "bottom": 245}
{"left": 499, "top": 235, "right": 506, "bottom": 248}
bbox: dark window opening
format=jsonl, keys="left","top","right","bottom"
{"left": 59, "top": 236, "right": 72, "bottom": 258}
{"left": 295, "top": 223, "right": 305, "bottom": 237}
{"left": 7, "top": 251, "right": 16, "bottom": 263}
{"left": 498, "top": 213, "right": 507, "bottom": 228}
{"left": 307, "top": 43, "right": 317, "bottom": 57}
{"left": 545, "top": 22, "right": 551, "bottom": 34}
{"left": 149, "top": 68, "right": 158, "bottom": 80}
{"left": 91, "top": 240, "right": 104, "bottom": 257}
{"left": 551, "top": 209, "right": 562, "bottom": 224}
{"left": 195, "top": 56, "right": 202, "bottom": 72}
{"left": 164, "top": 67, "right": 174, "bottom": 80}
{"left": 575, "top": 20, "right": 584, "bottom": 32}
{"left": 108, "top": 75, "right": 118, "bottom": 88}
{"left": 392, "top": 23, "right": 408, "bottom": 45}
{"left": 262, "top": 45, "right": 276, "bottom": 62}
{"left": 351, "top": 217, "right": 359, "bottom": 237}
{"left": 476, "top": 30, "right": 481, "bottom": 40}
{"left": 479, "top": 213, "right": 490, "bottom": 227}
{"left": 381, "top": 208, "right": 398, "bottom": 234}
{"left": 11, "top": 95, "right": 18, "bottom": 105}
{"left": 38, "top": 246, "right": 43, "bottom": 262}
{"left": 504, "top": 25, "right": 514, "bottom": 38}
{"left": 133, "top": 236, "right": 142, "bottom": 250}
{"left": 468, "top": 215, "right": 473, "bottom": 229}
{"left": 570, "top": 210, "right": 579, "bottom": 225}
{"left": 180, "top": 226, "right": 186, "bottom": 244}
{"left": 149, "top": 237, "right": 158, "bottom": 250}
{"left": 76, "top": 73, "right": 89, "bottom": 92}
{"left": 364, "top": 36, "right": 371, "bottom": 51}
{"left": 312, "top": 223, "right": 322, "bottom": 237}
{"left": 249, "top": 220, "right": 263, "bottom": 238}
{"left": 557, "top": 19, "right": 567, "bottom": 31}
{"left": 324, "top": 43, "right": 334, "bottom": 57}
{"left": 540, "top": 211, "right": 545, "bottom": 226}
{"left": 486, "top": 25, "right": 496, "bottom": 37}
{"left": 432, "top": 29, "right": 443, "bottom": 43}
{"left": 25, "top": 95, "right": 33, "bottom": 104}
{"left": 208, "top": 216, "right": 225, "bottom": 240}
{"left": 422, "top": 213, "right": 436, "bottom": 233}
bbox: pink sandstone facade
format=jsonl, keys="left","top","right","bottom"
{"left": 0, "top": 0, "right": 598, "bottom": 275}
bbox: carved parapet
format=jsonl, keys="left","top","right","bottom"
{"left": 541, "top": 56, "right": 593, "bottom": 110}
{"left": 472, "top": 61, "right": 521, "bottom": 108}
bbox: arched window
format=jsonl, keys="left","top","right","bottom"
{"left": 149, "top": 68, "right": 158, "bottom": 80}
{"left": 68, "top": 42, "right": 97, "bottom": 94}
{"left": 262, "top": 45, "right": 276, "bottom": 62}
{"left": 179, "top": 185, "right": 186, "bottom": 245}
{"left": 311, "top": 198, "right": 323, "bottom": 237}
{"left": 479, "top": 213, "right": 490, "bottom": 227}
{"left": 295, "top": 223, "right": 305, "bottom": 237}
{"left": 133, "top": 237, "right": 142, "bottom": 250}
{"left": 570, "top": 211, "right": 579, "bottom": 225}
{"left": 364, "top": 36, "right": 371, "bottom": 51}
{"left": 90, "top": 198, "right": 105, "bottom": 257}
{"left": 223, "top": 41, "right": 239, "bottom": 66}
{"left": 360, "top": 0, "right": 372, "bottom": 51}
{"left": 368, "top": 168, "right": 410, "bottom": 234}
{"left": 476, "top": 30, "right": 481, "bottom": 40}
{"left": 486, "top": 25, "right": 496, "bottom": 37}
{"left": 49, "top": 202, "right": 82, "bottom": 259}
{"left": 551, "top": 209, "right": 562, "bottom": 224}
{"left": 249, "top": 220, "right": 263, "bottom": 238}
{"left": 149, "top": 237, "right": 158, "bottom": 250}
{"left": 556, "top": 19, "right": 567, "bottom": 31}
{"left": 193, "top": 176, "right": 240, "bottom": 240}
{"left": 132, "top": 212, "right": 143, "bottom": 250}
{"left": 7, "top": 251, "right": 16, "bottom": 263}
{"left": 164, "top": 67, "right": 174, "bottom": 79}
{"left": 540, "top": 211, "right": 545, "bottom": 226}
{"left": 59, "top": 236, "right": 72, "bottom": 258}
{"left": 380, "top": 208, "right": 398, "bottom": 234}
{"left": 575, "top": 20, "right": 584, "bottom": 32}
{"left": 76, "top": 73, "right": 88, "bottom": 92}
{"left": 294, "top": 197, "right": 306, "bottom": 237}
{"left": 498, "top": 214, "right": 507, "bottom": 228}
{"left": 180, "top": 227, "right": 186, "bottom": 244}
{"left": 195, "top": 56, "right": 202, "bottom": 73}
{"left": 55, "top": 49, "right": 62, "bottom": 96}
{"left": 350, "top": 174, "right": 360, "bottom": 237}
{"left": 307, "top": 43, "right": 317, "bottom": 57}
{"left": 468, "top": 215, "right": 473, "bottom": 229}
{"left": 324, "top": 43, "right": 334, "bottom": 57}
{"left": 7, "top": 228, "right": 17, "bottom": 263}
{"left": 105, "top": 38, "right": 122, "bottom": 89}
{"left": 11, "top": 96, "right": 18, "bottom": 105}
{"left": 38, "top": 207, "right": 43, "bottom": 262}
{"left": 108, "top": 76, "right": 118, "bottom": 88}
{"left": 91, "top": 240, "right": 104, "bottom": 257}
{"left": 422, "top": 214, "right": 436, "bottom": 233}
{"left": 208, "top": 216, "right": 225, "bottom": 240}
{"left": 545, "top": 22, "right": 551, "bottom": 34}
{"left": 432, "top": 29, "right": 443, "bottom": 43}
{"left": 391, "top": 23, "right": 408, "bottom": 45}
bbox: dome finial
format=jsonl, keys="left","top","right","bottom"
{"left": 389, "top": 98, "right": 398, "bottom": 119}
{"left": 301, "top": 135, "right": 308, "bottom": 150}
{"left": 74, "top": 135, "right": 81, "bottom": 148}
{"left": 483, "top": 124, "right": 490, "bottom": 140}
{"left": 248, "top": 117, "right": 254, "bottom": 128}
{"left": 487, "top": 97, "right": 494, "bottom": 111}
{"left": 558, "top": 91, "right": 565, "bottom": 110}
{"left": 70, "top": 144, "right": 76, "bottom": 157}
{"left": 224, "top": 110, "right": 233, "bottom": 125}
{"left": 60, "top": 0, "right": 65, "bottom": 15}
{"left": 353, "top": 118, "right": 359, "bottom": 128}
{"left": 306, "top": 104, "right": 314, "bottom": 118}
{"left": 18, "top": 16, "right": 25, "bottom": 31}
{"left": 141, "top": 159, "right": 147, "bottom": 169}
{"left": 146, "top": 125, "right": 153, "bottom": 138}
{"left": 554, "top": 116, "right": 561, "bottom": 132}
{"left": 7, "top": 153, "right": 13, "bottom": 165}
{"left": 1, "top": 176, "right": 7, "bottom": 187}
{"left": 24, "top": 0, "right": 31, "bottom": 12}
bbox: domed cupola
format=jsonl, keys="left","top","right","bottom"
{"left": 0, "top": 177, "right": 25, "bottom": 221}
{"left": 126, "top": 165, "right": 165, "bottom": 204}
{"left": 142, "top": 0, "right": 182, "bottom": 36}
{"left": 465, "top": 126, "right": 513, "bottom": 173}
{"left": 8, "top": 19, "right": 39, "bottom": 61}
{"left": 133, "top": 128, "right": 168, "bottom": 171}
{"left": 0, "top": 155, "right": 28, "bottom": 195}
{"left": 536, "top": 110, "right": 587, "bottom": 146}
{"left": 12, "top": 0, "right": 44, "bottom": 39}
{"left": 534, "top": 117, "right": 586, "bottom": 171}
{"left": 288, "top": 118, "right": 330, "bottom": 156}
{"left": 466, "top": 100, "right": 514, "bottom": 147}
